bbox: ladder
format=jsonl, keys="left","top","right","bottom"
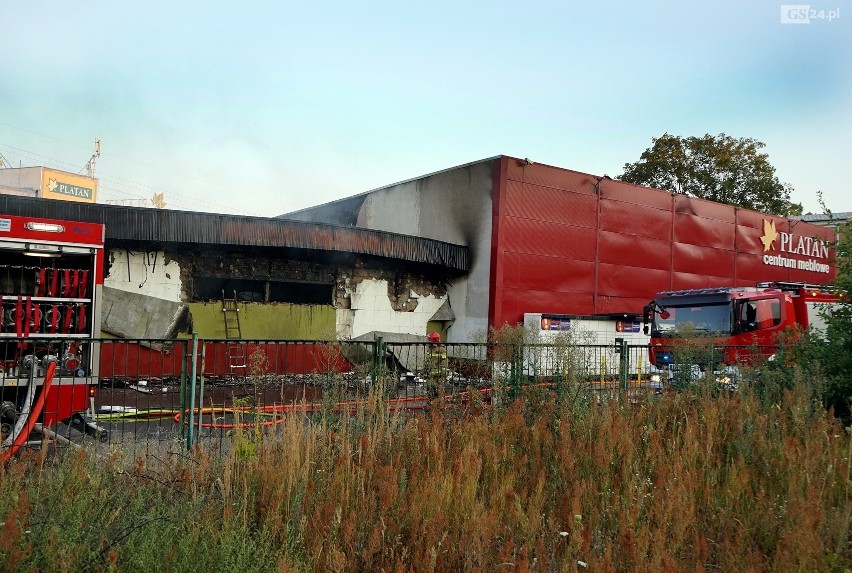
{"left": 221, "top": 290, "right": 246, "bottom": 373}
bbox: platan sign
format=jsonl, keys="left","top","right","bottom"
{"left": 40, "top": 169, "right": 98, "bottom": 204}
{"left": 760, "top": 219, "right": 831, "bottom": 274}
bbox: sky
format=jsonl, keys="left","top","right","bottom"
{"left": 1, "top": 1, "right": 849, "bottom": 217}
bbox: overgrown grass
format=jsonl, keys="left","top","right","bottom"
{"left": 2, "top": 384, "right": 851, "bottom": 572}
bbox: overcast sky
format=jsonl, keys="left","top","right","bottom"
{"left": 1, "top": 1, "right": 849, "bottom": 216}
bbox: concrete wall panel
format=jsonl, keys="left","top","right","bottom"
{"left": 348, "top": 278, "right": 448, "bottom": 338}
{"left": 352, "top": 161, "right": 494, "bottom": 343}
{"left": 105, "top": 249, "right": 182, "bottom": 302}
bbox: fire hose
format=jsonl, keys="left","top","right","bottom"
{"left": 1, "top": 361, "right": 57, "bottom": 463}
{"left": 172, "top": 386, "right": 496, "bottom": 429}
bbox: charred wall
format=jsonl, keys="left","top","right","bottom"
{"left": 164, "top": 246, "right": 449, "bottom": 313}
{"left": 334, "top": 268, "right": 448, "bottom": 312}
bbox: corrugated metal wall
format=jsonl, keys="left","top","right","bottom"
{"left": 491, "top": 157, "right": 837, "bottom": 326}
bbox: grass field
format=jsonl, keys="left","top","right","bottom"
{"left": 1, "top": 381, "right": 851, "bottom": 572}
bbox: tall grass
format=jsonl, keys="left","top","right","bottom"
{"left": 2, "top": 383, "right": 850, "bottom": 572}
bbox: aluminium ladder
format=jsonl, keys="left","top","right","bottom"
{"left": 221, "top": 290, "right": 246, "bottom": 374}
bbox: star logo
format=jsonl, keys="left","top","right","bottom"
{"left": 760, "top": 219, "right": 778, "bottom": 252}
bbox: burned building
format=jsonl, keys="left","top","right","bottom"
{"left": 285, "top": 156, "right": 837, "bottom": 344}
{"left": 3, "top": 155, "right": 838, "bottom": 347}
{"left": 0, "top": 194, "right": 468, "bottom": 342}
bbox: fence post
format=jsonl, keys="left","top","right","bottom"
{"left": 373, "top": 337, "right": 384, "bottom": 386}
{"left": 710, "top": 344, "right": 717, "bottom": 383}
{"left": 179, "top": 342, "right": 188, "bottom": 442}
{"left": 197, "top": 342, "right": 206, "bottom": 437}
{"left": 509, "top": 343, "right": 522, "bottom": 400}
{"left": 187, "top": 333, "right": 199, "bottom": 450}
{"left": 555, "top": 366, "right": 565, "bottom": 406}
{"left": 619, "top": 339, "right": 629, "bottom": 392}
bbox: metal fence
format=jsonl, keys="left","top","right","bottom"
{"left": 2, "top": 336, "right": 783, "bottom": 456}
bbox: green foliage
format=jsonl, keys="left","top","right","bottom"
{"left": 814, "top": 219, "right": 852, "bottom": 422}
{"left": 3, "top": 388, "right": 851, "bottom": 571}
{"left": 620, "top": 133, "right": 802, "bottom": 216}
{"left": 488, "top": 324, "right": 529, "bottom": 401}
{"left": 0, "top": 450, "right": 281, "bottom": 573}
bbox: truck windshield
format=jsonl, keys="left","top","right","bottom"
{"left": 652, "top": 303, "right": 732, "bottom": 336}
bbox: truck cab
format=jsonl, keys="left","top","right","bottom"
{"left": 645, "top": 287, "right": 794, "bottom": 369}
{"left": 643, "top": 283, "right": 836, "bottom": 375}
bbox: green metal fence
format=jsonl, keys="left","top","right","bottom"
{"left": 1, "top": 335, "right": 782, "bottom": 457}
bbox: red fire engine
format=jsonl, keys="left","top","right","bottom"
{"left": 643, "top": 282, "right": 840, "bottom": 372}
{"left": 0, "top": 214, "right": 105, "bottom": 458}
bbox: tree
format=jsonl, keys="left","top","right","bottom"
{"left": 620, "top": 133, "right": 803, "bottom": 216}
{"left": 818, "top": 219, "right": 852, "bottom": 421}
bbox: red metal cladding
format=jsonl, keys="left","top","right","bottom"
{"left": 736, "top": 208, "right": 780, "bottom": 230}
{"left": 596, "top": 295, "right": 654, "bottom": 315}
{"left": 506, "top": 160, "right": 598, "bottom": 196}
{"left": 600, "top": 180, "right": 674, "bottom": 211}
{"left": 98, "top": 341, "right": 353, "bottom": 378}
{"left": 736, "top": 251, "right": 833, "bottom": 284}
{"left": 502, "top": 216, "right": 597, "bottom": 261}
{"left": 599, "top": 199, "right": 672, "bottom": 240}
{"left": 513, "top": 253, "right": 596, "bottom": 293}
{"left": 504, "top": 180, "right": 598, "bottom": 228}
{"left": 671, "top": 271, "right": 745, "bottom": 291}
{"left": 674, "top": 195, "right": 738, "bottom": 223}
{"left": 492, "top": 158, "right": 837, "bottom": 327}
{"left": 598, "top": 230, "right": 671, "bottom": 271}
{"left": 488, "top": 159, "right": 510, "bottom": 332}
{"left": 499, "top": 250, "right": 522, "bottom": 289}
{"left": 597, "top": 264, "right": 672, "bottom": 300}
{"left": 673, "top": 212, "right": 737, "bottom": 250}
{"left": 736, "top": 252, "right": 787, "bottom": 283}
{"left": 496, "top": 287, "right": 520, "bottom": 325}
{"left": 500, "top": 287, "right": 595, "bottom": 319}
{"left": 672, "top": 243, "right": 736, "bottom": 276}
{"left": 99, "top": 341, "right": 186, "bottom": 378}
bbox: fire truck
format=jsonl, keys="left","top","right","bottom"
{"left": 0, "top": 214, "right": 105, "bottom": 458}
{"left": 642, "top": 282, "right": 840, "bottom": 384}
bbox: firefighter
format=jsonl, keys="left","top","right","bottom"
{"left": 425, "top": 331, "right": 448, "bottom": 400}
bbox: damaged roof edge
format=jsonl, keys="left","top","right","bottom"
{"left": 279, "top": 155, "right": 501, "bottom": 220}
{"left": 0, "top": 195, "right": 469, "bottom": 272}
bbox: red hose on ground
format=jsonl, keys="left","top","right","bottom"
{"left": 1, "top": 361, "right": 57, "bottom": 463}
{"left": 174, "top": 386, "right": 496, "bottom": 429}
